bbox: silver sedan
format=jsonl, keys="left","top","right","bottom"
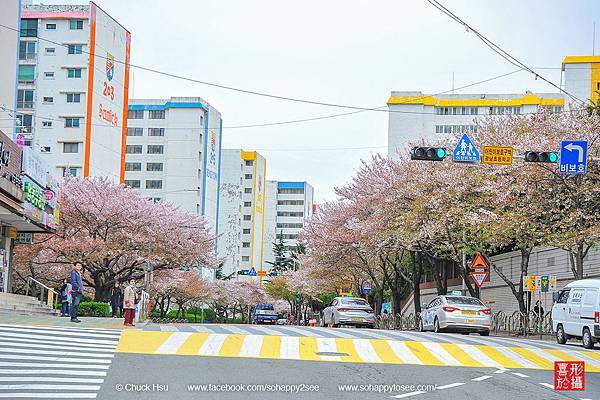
{"left": 419, "top": 295, "right": 492, "bottom": 336}
{"left": 322, "top": 297, "right": 376, "bottom": 328}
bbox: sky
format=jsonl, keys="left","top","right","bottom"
{"left": 31, "top": 0, "right": 600, "bottom": 201}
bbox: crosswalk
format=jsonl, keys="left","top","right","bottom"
{"left": 121, "top": 325, "right": 600, "bottom": 372}
{"left": 0, "top": 324, "right": 121, "bottom": 399}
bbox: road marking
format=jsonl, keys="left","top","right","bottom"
{"left": 0, "top": 326, "right": 119, "bottom": 340}
{"left": 0, "top": 324, "right": 121, "bottom": 335}
{"left": 249, "top": 325, "right": 284, "bottom": 336}
{"left": 421, "top": 342, "right": 461, "bottom": 366}
{"left": 0, "top": 370, "right": 107, "bottom": 376}
{"left": 0, "top": 394, "right": 97, "bottom": 398}
{"left": 0, "top": 377, "right": 104, "bottom": 383}
{"left": 0, "top": 355, "right": 112, "bottom": 364}
{"left": 334, "top": 338, "right": 362, "bottom": 363}
{"left": 0, "top": 331, "right": 119, "bottom": 346}
{"left": 198, "top": 334, "right": 228, "bottom": 356}
{"left": 280, "top": 336, "right": 300, "bottom": 359}
{"left": 352, "top": 339, "right": 381, "bottom": 363}
{"left": 512, "top": 372, "right": 529, "bottom": 378}
{"left": 370, "top": 339, "right": 404, "bottom": 364}
{"left": 539, "top": 383, "right": 554, "bottom": 389}
{"left": 260, "top": 335, "right": 281, "bottom": 359}
{"left": 455, "top": 344, "right": 503, "bottom": 369}
{"left": 440, "top": 343, "right": 484, "bottom": 367}
{"left": 281, "top": 326, "right": 325, "bottom": 337}
{"left": 493, "top": 369, "right": 509, "bottom": 374}
{"left": 176, "top": 333, "right": 209, "bottom": 355}
{"left": 471, "top": 375, "right": 492, "bottom": 381}
{"left": 404, "top": 341, "right": 443, "bottom": 366}
{"left": 116, "top": 331, "right": 171, "bottom": 353}
{"left": 476, "top": 345, "right": 524, "bottom": 369}
{"left": 298, "top": 336, "right": 320, "bottom": 361}
{"left": 155, "top": 332, "right": 193, "bottom": 354}
{"left": 491, "top": 346, "right": 539, "bottom": 369}
{"left": 0, "top": 347, "right": 114, "bottom": 359}
{"left": 0, "top": 340, "right": 116, "bottom": 353}
{"left": 219, "top": 334, "right": 246, "bottom": 357}
{"left": 510, "top": 347, "right": 553, "bottom": 369}
{"left": 437, "top": 382, "right": 465, "bottom": 389}
{"left": 392, "top": 391, "right": 427, "bottom": 398}
{"left": 220, "top": 325, "right": 251, "bottom": 335}
{"left": 0, "top": 384, "right": 101, "bottom": 391}
{"left": 316, "top": 337, "right": 341, "bottom": 361}
{"left": 386, "top": 340, "right": 423, "bottom": 364}
{"left": 312, "top": 327, "right": 356, "bottom": 338}
{"left": 0, "top": 362, "right": 110, "bottom": 369}
{"left": 239, "top": 335, "right": 264, "bottom": 357}
{"left": 159, "top": 325, "right": 178, "bottom": 332}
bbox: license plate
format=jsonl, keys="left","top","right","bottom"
{"left": 352, "top": 317, "right": 363, "bottom": 321}
{"left": 467, "top": 319, "right": 476, "bottom": 323}
{"left": 462, "top": 310, "right": 476, "bottom": 316}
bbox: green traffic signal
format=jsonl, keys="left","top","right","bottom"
{"left": 411, "top": 147, "right": 447, "bottom": 161}
{"left": 548, "top": 152, "right": 558, "bottom": 163}
{"left": 436, "top": 148, "right": 447, "bottom": 159}
{"left": 524, "top": 151, "right": 559, "bottom": 163}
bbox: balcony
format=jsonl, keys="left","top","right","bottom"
{"left": 19, "top": 53, "right": 37, "bottom": 63}
{"left": 16, "top": 101, "right": 35, "bottom": 111}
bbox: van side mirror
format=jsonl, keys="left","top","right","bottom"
{"left": 421, "top": 303, "right": 428, "bottom": 310}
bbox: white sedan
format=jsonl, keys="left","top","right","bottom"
{"left": 322, "top": 297, "right": 376, "bottom": 328}
{"left": 419, "top": 295, "right": 492, "bottom": 336}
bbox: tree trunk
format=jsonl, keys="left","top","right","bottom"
{"left": 412, "top": 252, "right": 423, "bottom": 315}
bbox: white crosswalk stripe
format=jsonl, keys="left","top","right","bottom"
{"left": 0, "top": 324, "right": 121, "bottom": 399}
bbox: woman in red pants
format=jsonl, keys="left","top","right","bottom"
{"left": 123, "top": 278, "right": 138, "bottom": 326}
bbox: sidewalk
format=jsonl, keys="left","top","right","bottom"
{"left": 0, "top": 311, "right": 147, "bottom": 329}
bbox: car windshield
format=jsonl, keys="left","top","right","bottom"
{"left": 340, "top": 298, "right": 369, "bottom": 306}
{"left": 444, "top": 296, "right": 484, "bottom": 306}
{"left": 256, "top": 304, "right": 274, "bottom": 310}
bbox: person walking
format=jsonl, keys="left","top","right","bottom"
{"left": 123, "top": 278, "right": 138, "bottom": 326}
{"left": 534, "top": 300, "right": 544, "bottom": 317}
{"left": 59, "top": 278, "right": 71, "bottom": 317}
{"left": 110, "top": 282, "right": 122, "bottom": 318}
{"left": 69, "top": 262, "right": 83, "bottom": 323}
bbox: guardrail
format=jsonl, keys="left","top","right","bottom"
{"left": 25, "top": 277, "right": 59, "bottom": 309}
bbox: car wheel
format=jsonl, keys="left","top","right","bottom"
{"left": 582, "top": 328, "right": 595, "bottom": 349}
{"left": 556, "top": 324, "right": 568, "bottom": 345}
{"left": 433, "top": 317, "right": 441, "bottom": 333}
{"left": 479, "top": 330, "right": 490, "bottom": 337}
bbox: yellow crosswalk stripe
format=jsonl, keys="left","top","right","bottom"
{"left": 176, "top": 333, "right": 210, "bottom": 355}
{"left": 440, "top": 343, "right": 484, "bottom": 367}
{"left": 475, "top": 345, "right": 524, "bottom": 369}
{"left": 405, "top": 341, "right": 444, "bottom": 366}
{"left": 544, "top": 350, "right": 600, "bottom": 373}
{"left": 298, "top": 337, "right": 320, "bottom": 361}
{"left": 370, "top": 339, "right": 405, "bottom": 364}
{"left": 260, "top": 335, "right": 281, "bottom": 359}
{"left": 582, "top": 351, "right": 600, "bottom": 363}
{"left": 509, "top": 347, "right": 552, "bottom": 369}
{"left": 334, "top": 338, "right": 363, "bottom": 363}
{"left": 219, "top": 334, "right": 246, "bottom": 357}
{"left": 116, "top": 331, "right": 172, "bottom": 354}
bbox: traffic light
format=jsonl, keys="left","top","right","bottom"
{"left": 523, "top": 151, "right": 558, "bottom": 163}
{"left": 411, "top": 147, "right": 448, "bottom": 161}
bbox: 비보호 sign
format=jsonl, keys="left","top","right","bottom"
{"left": 482, "top": 146, "right": 513, "bottom": 165}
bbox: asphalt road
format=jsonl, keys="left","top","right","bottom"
{"left": 98, "top": 352, "right": 600, "bottom": 400}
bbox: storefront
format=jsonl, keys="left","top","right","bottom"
{"left": 0, "top": 129, "right": 58, "bottom": 293}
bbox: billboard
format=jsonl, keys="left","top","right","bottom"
{"left": 251, "top": 154, "right": 267, "bottom": 273}
{"left": 201, "top": 108, "right": 222, "bottom": 236}
{"left": 84, "top": 1, "right": 131, "bottom": 182}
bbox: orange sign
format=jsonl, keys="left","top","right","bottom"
{"left": 257, "top": 270, "right": 267, "bottom": 277}
{"left": 482, "top": 146, "right": 513, "bottom": 165}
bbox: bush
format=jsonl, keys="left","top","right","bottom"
{"left": 78, "top": 301, "right": 110, "bottom": 317}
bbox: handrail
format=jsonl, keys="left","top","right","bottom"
{"left": 26, "top": 276, "right": 59, "bottom": 309}
{"left": 28, "top": 277, "right": 58, "bottom": 295}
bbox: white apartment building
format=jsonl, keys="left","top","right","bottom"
{"left": 0, "top": 0, "right": 20, "bottom": 126}
{"left": 124, "top": 97, "right": 223, "bottom": 236}
{"left": 17, "top": 2, "right": 130, "bottom": 181}
{"left": 217, "top": 150, "right": 267, "bottom": 281}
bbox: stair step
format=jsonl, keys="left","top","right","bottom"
{"left": 0, "top": 304, "right": 60, "bottom": 316}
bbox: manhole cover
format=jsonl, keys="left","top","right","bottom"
{"left": 315, "top": 351, "right": 349, "bottom": 357}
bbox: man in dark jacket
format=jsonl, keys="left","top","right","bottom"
{"left": 110, "top": 282, "right": 122, "bottom": 318}
{"left": 70, "top": 262, "right": 83, "bottom": 323}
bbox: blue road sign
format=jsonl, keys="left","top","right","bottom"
{"left": 452, "top": 133, "right": 480, "bottom": 163}
{"left": 248, "top": 267, "right": 257, "bottom": 277}
{"left": 560, "top": 140, "right": 588, "bottom": 174}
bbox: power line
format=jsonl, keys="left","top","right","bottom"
{"left": 425, "top": 0, "right": 587, "bottom": 106}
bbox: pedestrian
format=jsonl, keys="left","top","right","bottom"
{"left": 110, "top": 282, "right": 122, "bottom": 318}
{"left": 59, "top": 278, "right": 71, "bottom": 317}
{"left": 534, "top": 300, "right": 544, "bottom": 317}
{"left": 69, "top": 262, "right": 83, "bottom": 323}
{"left": 119, "top": 284, "right": 124, "bottom": 317}
{"left": 123, "top": 278, "right": 138, "bottom": 326}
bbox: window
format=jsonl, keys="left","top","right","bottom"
{"left": 245, "top": 160, "right": 254, "bottom": 166}
{"left": 46, "top": 23, "right": 56, "bottom": 30}
{"left": 277, "top": 188, "right": 304, "bottom": 194}
{"left": 583, "top": 289, "right": 598, "bottom": 306}
{"left": 17, "top": 89, "right": 34, "bottom": 109}
{"left": 241, "top": 256, "right": 250, "bottom": 262}
{"left": 277, "top": 211, "right": 304, "bottom": 217}
{"left": 126, "top": 145, "right": 143, "bottom": 154}
{"left": 244, "top": 188, "right": 252, "bottom": 194}
{"left": 67, "top": 68, "right": 82, "bottom": 78}
{"left": 124, "top": 162, "right": 141, "bottom": 171}
{"left": 43, "top": 96, "right": 53, "bottom": 103}
{"left": 62, "top": 167, "right": 78, "bottom": 177}
{"left": 16, "top": 114, "right": 33, "bottom": 132}
{"left": 149, "top": 197, "right": 162, "bottom": 203}
{"left": 244, "top": 174, "right": 253, "bottom": 179}
{"left": 149, "top": 110, "right": 165, "bottom": 119}
{"left": 243, "top": 215, "right": 251, "bottom": 221}
{"left": 44, "top": 71, "right": 54, "bottom": 79}
{"left": 277, "top": 223, "right": 304, "bottom": 229}
{"left": 68, "top": 44, "right": 83, "bottom": 55}
{"left": 243, "top": 228, "right": 251, "bottom": 234}
{"left": 69, "top": 20, "right": 84, "bottom": 30}
{"left": 147, "top": 145, "right": 164, "bottom": 154}
{"left": 146, "top": 180, "right": 163, "bottom": 189}
{"left": 277, "top": 200, "right": 304, "bottom": 206}
{"left": 65, "top": 118, "right": 80, "bottom": 128}
{"left": 276, "top": 233, "right": 299, "bottom": 240}
{"left": 126, "top": 128, "right": 142, "bottom": 136}
{"left": 124, "top": 180, "right": 141, "bottom": 189}
{"left": 45, "top": 47, "right": 55, "bottom": 55}
{"left": 556, "top": 289, "right": 570, "bottom": 304}
{"left": 42, "top": 121, "right": 52, "bottom": 128}
{"left": 243, "top": 201, "right": 251, "bottom": 207}
{"left": 66, "top": 93, "right": 81, "bottom": 103}
{"left": 128, "top": 110, "right": 144, "bottom": 119}
{"left": 40, "top": 146, "right": 51, "bottom": 153}
{"left": 242, "top": 242, "right": 250, "bottom": 248}
{"left": 146, "top": 162, "right": 163, "bottom": 171}
{"left": 63, "top": 143, "right": 79, "bottom": 153}
{"left": 19, "top": 41, "right": 36, "bottom": 60}
{"left": 18, "top": 65, "right": 35, "bottom": 81}
{"left": 20, "top": 19, "right": 38, "bottom": 37}
{"left": 148, "top": 128, "right": 165, "bottom": 136}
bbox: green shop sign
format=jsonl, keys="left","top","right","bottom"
{"left": 23, "top": 179, "right": 45, "bottom": 210}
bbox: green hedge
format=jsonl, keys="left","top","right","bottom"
{"left": 78, "top": 302, "right": 110, "bottom": 317}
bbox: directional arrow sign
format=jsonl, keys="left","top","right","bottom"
{"left": 560, "top": 140, "right": 588, "bottom": 174}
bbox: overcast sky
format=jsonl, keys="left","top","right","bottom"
{"left": 36, "top": 0, "right": 600, "bottom": 201}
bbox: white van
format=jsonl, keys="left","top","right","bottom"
{"left": 552, "top": 279, "right": 600, "bottom": 349}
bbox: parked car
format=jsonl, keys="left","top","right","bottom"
{"left": 419, "top": 294, "right": 491, "bottom": 336}
{"left": 276, "top": 318, "right": 287, "bottom": 325}
{"left": 251, "top": 303, "right": 278, "bottom": 325}
{"left": 552, "top": 279, "right": 600, "bottom": 349}
{"left": 322, "top": 297, "right": 375, "bottom": 328}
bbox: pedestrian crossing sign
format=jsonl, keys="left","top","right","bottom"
{"left": 248, "top": 267, "right": 257, "bottom": 276}
{"left": 452, "top": 133, "right": 480, "bottom": 163}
